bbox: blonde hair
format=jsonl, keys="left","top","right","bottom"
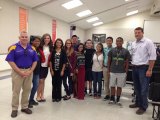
{"left": 65, "top": 39, "right": 74, "bottom": 56}
{"left": 20, "top": 31, "right": 27, "bottom": 36}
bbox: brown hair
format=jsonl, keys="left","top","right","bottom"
{"left": 54, "top": 38, "right": 64, "bottom": 50}
{"left": 40, "top": 33, "right": 53, "bottom": 52}
{"left": 134, "top": 27, "right": 144, "bottom": 33}
{"left": 65, "top": 39, "right": 74, "bottom": 56}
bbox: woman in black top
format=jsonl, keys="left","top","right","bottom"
{"left": 50, "top": 38, "right": 67, "bottom": 102}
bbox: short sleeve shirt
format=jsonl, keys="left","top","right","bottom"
{"left": 108, "top": 47, "right": 130, "bottom": 73}
{"left": 6, "top": 42, "right": 38, "bottom": 68}
{"left": 103, "top": 47, "right": 112, "bottom": 66}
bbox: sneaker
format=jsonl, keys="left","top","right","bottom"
{"left": 21, "top": 108, "right": 32, "bottom": 114}
{"left": 103, "top": 95, "right": 110, "bottom": 101}
{"left": 116, "top": 102, "right": 122, "bottom": 107}
{"left": 11, "top": 110, "right": 18, "bottom": 118}
{"left": 129, "top": 104, "right": 139, "bottom": 108}
{"left": 136, "top": 108, "right": 146, "bottom": 115}
{"left": 89, "top": 92, "right": 92, "bottom": 96}
{"left": 108, "top": 100, "right": 115, "bottom": 104}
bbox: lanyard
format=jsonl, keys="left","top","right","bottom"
{"left": 116, "top": 48, "right": 122, "bottom": 66}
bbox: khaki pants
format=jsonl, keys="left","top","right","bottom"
{"left": 11, "top": 69, "right": 33, "bottom": 110}
{"left": 103, "top": 67, "right": 110, "bottom": 96}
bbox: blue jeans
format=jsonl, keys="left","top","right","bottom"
{"left": 132, "top": 66, "right": 150, "bottom": 110}
{"left": 92, "top": 71, "right": 103, "bottom": 96}
{"left": 63, "top": 68, "right": 73, "bottom": 96}
{"left": 29, "top": 74, "right": 39, "bottom": 102}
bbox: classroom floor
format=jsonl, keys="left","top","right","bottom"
{"left": 0, "top": 71, "right": 153, "bottom": 120}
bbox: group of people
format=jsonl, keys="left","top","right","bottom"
{"left": 6, "top": 27, "right": 157, "bottom": 118}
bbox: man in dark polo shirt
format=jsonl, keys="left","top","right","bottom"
{"left": 6, "top": 31, "right": 38, "bottom": 118}
{"left": 71, "top": 35, "right": 79, "bottom": 51}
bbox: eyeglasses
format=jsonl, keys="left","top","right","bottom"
{"left": 24, "top": 49, "right": 27, "bottom": 55}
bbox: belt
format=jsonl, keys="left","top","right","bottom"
{"left": 19, "top": 66, "right": 31, "bottom": 69}
{"left": 132, "top": 64, "right": 148, "bottom": 68}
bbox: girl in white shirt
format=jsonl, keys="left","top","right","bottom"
{"left": 92, "top": 43, "right": 104, "bottom": 99}
{"left": 37, "top": 33, "right": 53, "bottom": 102}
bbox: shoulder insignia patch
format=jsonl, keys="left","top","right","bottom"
{"left": 8, "top": 45, "right": 16, "bottom": 52}
{"left": 31, "top": 46, "right": 36, "bottom": 51}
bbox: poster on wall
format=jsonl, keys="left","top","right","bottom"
{"left": 52, "top": 20, "right": 56, "bottom": 43}
{"left": 19, "top": 7, "right": 28, "bottom": 32}
{"left": 92, "top": 34, "right": 106, "bottom": 44}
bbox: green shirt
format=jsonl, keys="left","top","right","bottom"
{"left": 103, "top": 46, "right": 112, "bottom": 66}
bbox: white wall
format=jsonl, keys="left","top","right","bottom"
{"left": 0, "top": 0, "right": 85, "bottom": 71}
{"left": 73, "top": 28, "right": 86, "bottom": 42}
{"left": 85, "top": 11, "right": 160, "bottom": 47}
{"left": 0, "top": 0, "right": 85, "bottom": 54}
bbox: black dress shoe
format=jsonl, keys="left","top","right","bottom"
{"left": 56, "top": 99, "right": 61, "bottom": 102}
{"left": 11, "top": 110, "right": 18, "bottom": 118}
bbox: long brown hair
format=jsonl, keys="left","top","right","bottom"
{"left": 65, "top": 39, "right": 74, "bottom": 56}
{"left": 40, "top": 33, "right": 53, "bottom": 52}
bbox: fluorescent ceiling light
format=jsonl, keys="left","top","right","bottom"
{"left": 126, "top": 10, "right": 138, "bottom": 16}
{"left": 86, "top": 17, "right": 99, "bottom": 23}
{"left": 62, "top": 0, "right": 83, "bottom": 10}
{"left": 125, "top": 0, "right": 129, "bottom": 1}
{"left": 93, "top": 22, "right": 103, "bottom": 26}
{"left": 76, "top": 10, "right": 92, "bottom": 17}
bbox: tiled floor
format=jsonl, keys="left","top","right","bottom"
{"left": 0, "top": 72, "right": 153, "bottom": 120}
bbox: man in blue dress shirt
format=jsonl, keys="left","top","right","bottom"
{"left": 129, "top": 27, "right": 156, "bottom": 115}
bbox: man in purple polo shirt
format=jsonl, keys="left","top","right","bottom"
{"left": 6, "top": 31, "right": 38, "bottom": 118}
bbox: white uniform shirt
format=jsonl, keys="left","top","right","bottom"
{"left": 131, "top": 37, "right": 156, "bottom": 65}
{"left": 41, "top": 46, "right": 50, "bottom": 67}
{"left": 92, "top": 53, "right": 103, "bottom": 72}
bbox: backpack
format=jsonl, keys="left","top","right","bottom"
{"left": 148, "top": 82, "right": 160, "bottom": 102}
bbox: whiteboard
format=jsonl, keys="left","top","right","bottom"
{"left": 144, "top": 20, "right": 160, "bottom": 42}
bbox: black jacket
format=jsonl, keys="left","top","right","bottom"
{"left": 50, "top": 49, "right": 67, "bottom": 71}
